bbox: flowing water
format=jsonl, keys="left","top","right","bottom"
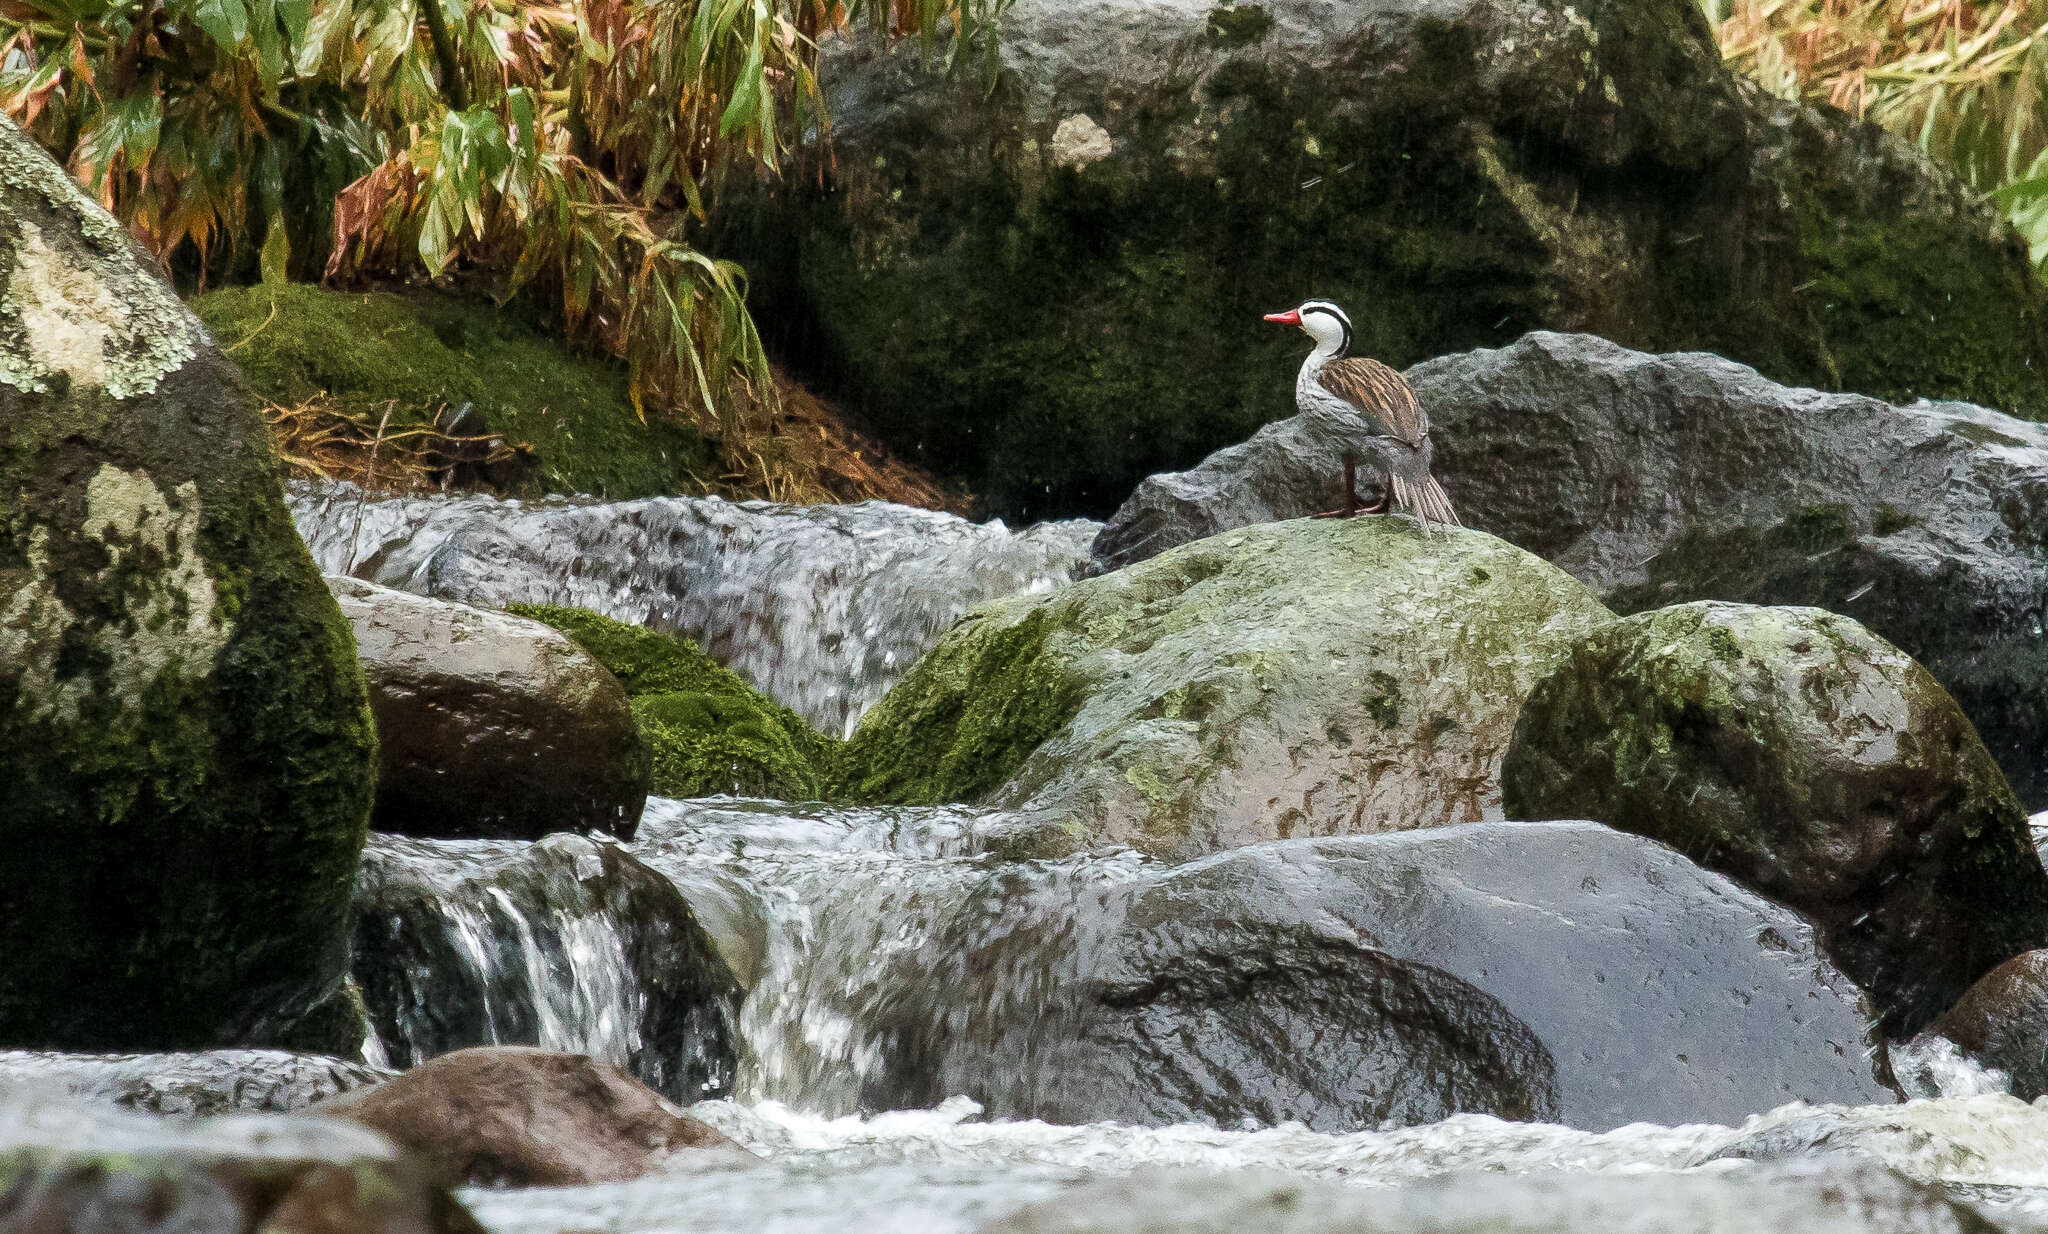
{"left": 289, "top": 481, "right": 1097, "bottom": 734}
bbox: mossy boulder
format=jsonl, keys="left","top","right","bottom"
{"left": 191, "top": 283, "right": 715, "bottom": 500}
{"left": 1501, "top": 601, "right": 2048, "bottom": 1036}
{"left": 848, "top": 517, "right": 1614, "bottom": 860}
{"left": 728, "top": 0, "right": 2048, "bottom": 521}
{"left": 330, "top": 578, "right": 647, "bottom": 840}
{"left": 0, "top": 119, "right": 375, "bottom": 1050}
{"left": 509, "top": 604, "right": 840, "bottom": 800}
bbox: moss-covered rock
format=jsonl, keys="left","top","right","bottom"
{"left": 1501, "top": 601, "right": 2048, "bottom": 1036}
{"left": 728, "top": 0, "right": 2048, "bottom": 521}
{"left": 0, "top": 118, "right": 375, "bottom": 1050}
{"left": 508, "top": 604, "right": 839, "bottom": 800}
{"left": 847, "top": 517, "right": 1615, "bottom": 860}
{"left": 191, "top": 282, "right": 715, "bottom": 500}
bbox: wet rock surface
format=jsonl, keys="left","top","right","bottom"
{"left": 314, "top": 1046, "right": 743, "bottom": 1187}
{"left": 739, "top": 0, "right": 2048, "bottom": 522}
{"left": 1097, "top": 332, "right": 2048, "bottom": 809}
{"left": 868, "top": 822, "right": 1894, "bottom": 1132}
{"left": 352, "top": 832, "right": 740, "bottom": 1103}
{"left": 330, "top": 576, "right": 648, "bottom": 840}
{"left": 0, "top": 1049, "right": 389, "bottom": 1116}
{"left": 1921, "top": 950, "right": 2048, "bottom": 1102}
{"left": 0, "top": 119, "right": 374, "bottom": 1051}
{"left": 974, "top": 1162, "right": 2000, "bottom": 1234}
{"left": 850, "top": 518, "right": 1614, "bottom": 860}
{"left": 1503, "top": 602, "right": 2048, "bottom": 1036}
{"left": 0, "top": 1089, "right": 479, "bottom": 1233}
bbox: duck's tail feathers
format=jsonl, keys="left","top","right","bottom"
{"left": 1392, "top": 472, "right": 1461, "bottom": 536}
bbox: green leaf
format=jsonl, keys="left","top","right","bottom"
{"left": 191, "top": 0, "right": 251, "bottom": 51}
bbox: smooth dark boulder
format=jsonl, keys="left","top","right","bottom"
{"left": 867, "top": 822, "right": 1894, "bottom": 1132}
{"left": 0, "top": 1090, "right": 478, "bottom": 1234}
{"left": 352, "top": 832, "right": 740, "bottom": 1103}
{"left": 735, "top": 0, "right": 2048, "bottom": 522}
{"left": 314, "top": 1046, "right": 743, "bottom": 1187}
{"left": 1096, "top": 332, "right": 2048, "bottom": 809}
{"left": 0, "top": 119, "right": 375, "bottom": 1050}
{"left": 848, "top": 517, "right": 1613, "bottom": 860}
{"left": 0, "top": 1048, "right": 389, "bottom": 1116}
{"left": 1919, "top": 950, "right": 2048, "bottom": 1101}
{"left": 329, "top": 577, "right": 647, "bottom": 840}
{"left": 1503, "top": 602, "right": 2048, "bottom": 1036}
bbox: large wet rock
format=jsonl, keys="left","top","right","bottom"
{"left": 1096, "top": 332, "right": 2048, "bottom": 809}
{"left": 1503, "top": 602, "right": 2048, "bottom": 1036}
{"left": 848, "top": 517, "right": 1613, "bottom": 860}
{"left": 0, "top": 1089, "right": 479, "bottom": 1233}
{"left": 0, "top": 120, "right": 375, "bottom": 1050}
{"left": 315, "top": 1046, "right": 742, "bottom": 1186}
{"left": 0, "top": 1049, "right": 389, "bottom": 1116}
{"left": 351, "top": 832, "right": 740, "bottom": 1103}
{"left": 976, "top": 1163, "right": 1994, "bottom": 1234}
{"left": 329, "top": 577, "right": 647, "bottom": 840}
{"left": 1918, "top": 950, "right": 2048, "bottom": 1101}
{"left": 732, "top": 0, "right": 2048, "bottom": 521}
{"left": 868, "top": 822, "right": 1895, "bottom": 1132}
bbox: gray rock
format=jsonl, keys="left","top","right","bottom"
{"left": 1096, "top": 332, "right": 2048, "bottom": 808}
{"left": 1502, "top": 601, "right": 2048, "bottom": 1036}
{"left": 351, "top": 832, "right": 740, "bottom": 1104}
{"left": 1922, "top": 950, "right": 2048, "bottom": 1101}
{"left": 740, "top": 0, "right": 2048, "bottom": 522}
{"left": 0, "top": 1049, "right": 389, "bottom": 1116}
{"left": 0, "top": 117, "right": 374, "bottom": 1051}
{"left": 847, "top": 517, "right": 1614, "bottom": 860}
{"left": 867, "top": 822, "right": 1896, "bottom": 1132}
{"left": 329, "top": 576, "right": 648, "bottom": 840}
{"left": 0, "top": 1089, "right": 478, "bottom": 1233}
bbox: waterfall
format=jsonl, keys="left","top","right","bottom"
{"left": 290, "top": 481, "right": 1097, "bottom": 735}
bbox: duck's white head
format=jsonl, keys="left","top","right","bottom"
{"left": 1262, "top": 299, "right": 1351, "bottom": 356}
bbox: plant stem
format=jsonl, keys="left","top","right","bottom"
{"left": 417, "top": 0, "right": 470, "bottom": 112}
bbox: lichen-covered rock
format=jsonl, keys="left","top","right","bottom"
{"left": 1919, "top": 950, "right": 2048, "bottom": 1101}
{"left": 848, "top": 517, "right": 1613, "bottom": 859}
{"left": 868, "top": 822, "right": 1894, "bottom": 1132}
{"left": 1096, "top": 332, "right": 2048, "bottom": 811}
{"left": 733, "top": 0, "right": 2048, "bottom": 521}
{"left": 511, "top": 604, "right": 841, "bottom": 800}
{"left": 0, "top": 118, "right": 375, "bottom": 1049}
{"left": 331, "top": 579, "right": 648, "bottom": 839}
{"left": 1502, "top": 602, "right": 2048, "bottom": 1035}
{"left": 313, "top": 1046, "right": 745, "bottom": 1187}
{"left": 0, "top": 1089, "right": 479, "bottom": 1234}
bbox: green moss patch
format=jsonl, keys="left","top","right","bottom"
{"left": 191, "top": 283, "right": 714, "bottom": 499}
{"left": 507, "top": 605, "right": 840, "bottom": 800}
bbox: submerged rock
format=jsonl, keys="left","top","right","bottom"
{"left": 1921, "top": 950, "right": 2048, "bottom": 1102}
{"left": 352, "top": 832, "right": 740, "bottom": 1104}
{"left": 849, "top": 518, "right": 1613, "bottom": 859}
{"left": 738, "top": 0, "right": 2048, "bottom": 521}
{"left": 0, "top": 1049, "right": 389, "bottom": 1116}
{"left": 314, "top": 1046, "right": 743, "bottom": 1187}
{"left": 0, "top": 119, "right": 375, "bottom": 1050}
{"left": 0, "top": 1089, "right": 478, "bottom": 1233}
{"left": 330, "top": 578, "right": 648, "bottom": 840}
{"left": 868, "top": 822, "right": 1894, "bottom": 1132}
{"left": 1098, "top": 332, "right": 2048, "bottom": 809}
{"left": 1502, "top": 602, "right": 2048, "bottom": 1036}
{"left": 975, "top": 1162, "right": 1994, "bottom": 1234}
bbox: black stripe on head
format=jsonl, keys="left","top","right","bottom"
{"left": 1300, "top": 299, "right": 1351, "bottom": 354}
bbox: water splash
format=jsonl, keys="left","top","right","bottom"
{"left": 290, "top": 481, "right": 1096, "bottom": 735}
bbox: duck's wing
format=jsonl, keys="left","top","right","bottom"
{"left": 1317, "top": 356, "right": 1428, "bottom": 446}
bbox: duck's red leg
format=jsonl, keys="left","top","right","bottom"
{"left": 1315, "top": 453, "right": 1387, "bottom": 518}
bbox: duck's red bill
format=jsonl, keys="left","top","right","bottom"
{"left": 1262, "top": 310, "right": 1301, "bottom": 324}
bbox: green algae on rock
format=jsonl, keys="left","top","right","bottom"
{"left": 0, "top": 118, "right": 375, "bottom": 1050}
{"left": 192, "top": 283, "right": 715, "bottom": 500}
{"left": 508, "top": 604, "right": 839, "bottom": 801}
{"left": 1501, "top": 601, "right": 2048, "bottom": 1036}
{"left": 732, "top": 0, "right": 2048, "bottom": 522}
{"left": 848, "top": 517, "right": 1615, "bottom": 860}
